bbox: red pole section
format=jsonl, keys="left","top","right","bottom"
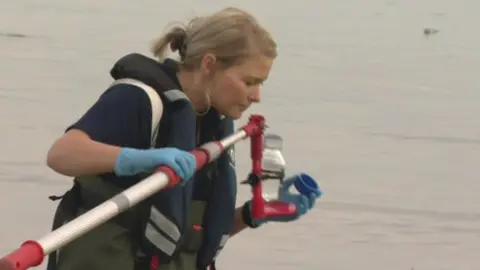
{"left": 243, "top": 115, "right": 266, "bottom": 219}
{"left": 243, "top": 114, "right": 297, "bottom": 219}
{"left": 0, "top": 241, "right": 43, "bottom": 270}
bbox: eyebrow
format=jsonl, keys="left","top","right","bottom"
{"left": 245, "top": 75, "right": 266, "bottom": 83}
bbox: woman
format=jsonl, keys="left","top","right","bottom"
{"left": 46, "top": 7, "right": 320, "bottom": 270}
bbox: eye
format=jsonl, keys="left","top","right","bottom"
{"left": 244, "top": 79, "right": 264, "bottom": 87}
{"left": 245, "top": 81, "right": 256, "bottom": 87}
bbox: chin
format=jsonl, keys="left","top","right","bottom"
{"left": 224, "top": 109, "right": 243, "bottom": 120}
{"left": 231, "top": 114, "right": 242, "bottom": 120}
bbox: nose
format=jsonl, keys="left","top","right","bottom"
{"left": 248, "top": 86, "right": 261, "bottom": 103}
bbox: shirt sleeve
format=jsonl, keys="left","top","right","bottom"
{"left": 66, "top": 84, "right": 153, "bottom": 150}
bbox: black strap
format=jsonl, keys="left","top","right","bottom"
{"left": 241, "top": 201, "right": 260, "bottom": 229}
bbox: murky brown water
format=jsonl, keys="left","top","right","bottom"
{"left": 1, "top": 0, "right": 480, "bottom": 269}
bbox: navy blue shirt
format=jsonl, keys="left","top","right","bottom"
{"left": 67, "top": 84, "right": 153, "bottom": 150}
{"left": 66, "top": 61, "right": 182, "bottom": 184}
{"left": 67, "top": 59, "right": 182, "bottom": 149}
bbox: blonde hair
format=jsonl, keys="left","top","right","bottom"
{"left": 151, "top": 7, "right": 277, "bottom": 70}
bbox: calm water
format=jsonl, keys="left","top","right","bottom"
{"left": 1, "top": 1, "right": 480, "bottom": 269}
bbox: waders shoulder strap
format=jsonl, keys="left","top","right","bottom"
{"left": 109, "top": 78, "right": 163, "bottom": 148}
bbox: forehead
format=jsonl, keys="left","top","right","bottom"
{"left": 230, "top": 55, "right": 273, "bottom": 78}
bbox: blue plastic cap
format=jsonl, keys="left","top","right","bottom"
{"left": 293, "top": 173, "right": 322, "bottom": 198}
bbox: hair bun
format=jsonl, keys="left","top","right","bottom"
{"left": 169, "top": 27, "right": 187, "bottom": 59}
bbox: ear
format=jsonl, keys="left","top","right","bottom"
{"left": 200, "top": 53, "right": 217, "bottom": 76}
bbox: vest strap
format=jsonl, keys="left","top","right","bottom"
{"left": 109, "top": 78, "right": 163, "bottom": 147}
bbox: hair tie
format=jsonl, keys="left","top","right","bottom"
{"left": 178, "top": 40, "right": 187, "bottom": 60}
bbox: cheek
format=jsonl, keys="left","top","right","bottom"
{"left": 213, "top": 77, "right": 244, "bottom": 105}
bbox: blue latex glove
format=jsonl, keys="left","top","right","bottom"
{"left": 252, "top": 174, "right": 322, "bottom": 225}
{"left": 113, "top": 147, "right": 196, "bottom": 184}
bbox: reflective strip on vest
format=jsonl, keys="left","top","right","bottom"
{"left": 145, "top": 206, "right": 181, "bottom": 255}
{"left": 213, "top": 234, "right": 230, "bottom": 260}
{"left": 163, "top": 89, "right": 189, "bottom": 102}
{"left": 145, "top": 223, "right": 176, "bottom": 256}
